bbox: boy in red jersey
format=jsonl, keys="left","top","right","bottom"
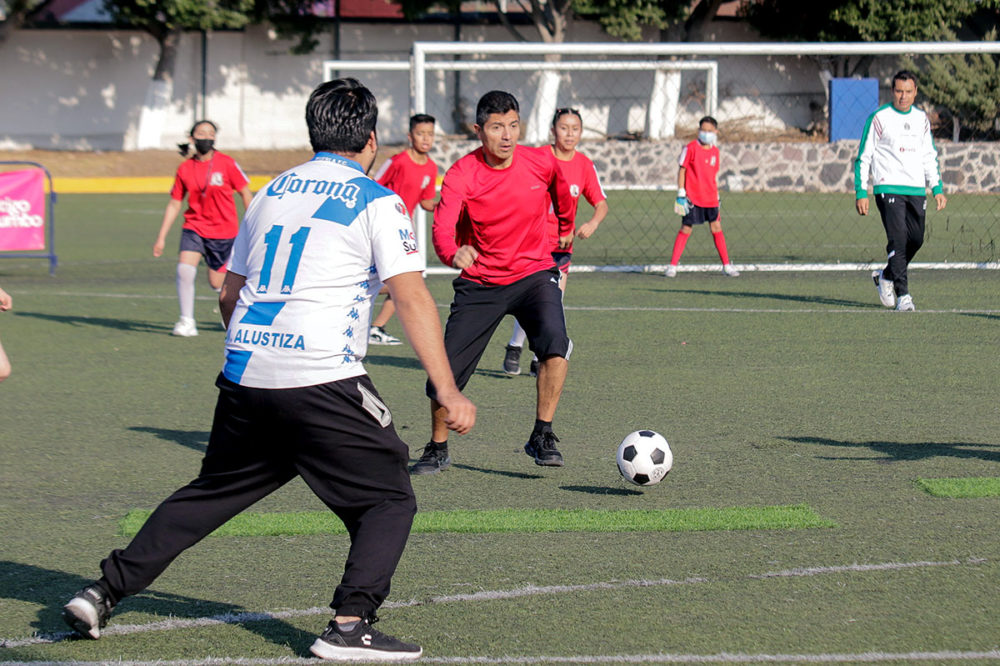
{"left": 503, "top": 107, "right": 608, "bottom": 377}
{"left": 665, "top": 116, "right": 739, "bottom": 278}
{"left": 153, "top": 120, "right": 253, "bottom": 337}
{"left": 411, "top": 91, "right": 575, "bottom": 475}
{"left": 369, "top": 114, "right": 439, "bottom": 345}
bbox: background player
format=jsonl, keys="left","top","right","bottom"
{"left": 369, "top": 113, "right": 439, "bottom": 345}
{"left": 410, "top": 90, "right": 575, "bottom": 475}
{"left": 62, "top": 78, "right": 475, "bottom": 661}
{"left": 665, "top": 116, "right": 739, "bottom": 278}
{"left": 855, "top": 69, "right": 946, "bottom": 312}
{"left": 153, "top": 120, "right": 253, "bottom": 337}
{"left": 503, "top": 107, "right": 608, "bottom": 376}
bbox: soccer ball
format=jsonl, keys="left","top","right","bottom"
{"left": 617, "top": 430, "right": 672, "bottom": 486}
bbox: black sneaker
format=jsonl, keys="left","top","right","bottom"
{"left": 310, "top": 617, "right": 422, "bottom": 661}
{"left": 63, "top": 583, "right": 115, "bottom": 639}
{"left": 503, "top": 345, "right": 522, "bottom": 375}
{"left": 529, "top": 358, "right": 539, "bottom": 377}
{"left": 409, "top": 441, "right": 451, "bottom": 475}
{"left": 524, "top": 430, "right": 564, "bottom": 466}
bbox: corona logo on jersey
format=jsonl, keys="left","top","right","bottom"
{"left": 266, "top": 172, "right": 361, "bottom": 209}
{"left": 398, "top": 228, "right": 419, "bottom": 255}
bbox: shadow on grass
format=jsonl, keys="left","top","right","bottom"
{"left": 404, "top": 461, "right": 543, "bottom": 480}
{"left": 560, "top": 484, "right": 643, "bottom": 496}
{"left": 363, "top": 354, "right": 423, "bottom": 371}
{"left": 129, "top": 426, "right": 208, "bottom": 453}
{"left": 646, "top": 288, "right": 876, "bottom": 309}
{"left": 785, "top": 435, "right": 1000, "bottom": 463}
{"left": 0, "top": 561, "right": 316, "bottom": 653}
{"left": 962, "top": 312, "right": 1000, "bottom": 322}
{"left": 14, "top": 310, "right": 171, "bottom": 334}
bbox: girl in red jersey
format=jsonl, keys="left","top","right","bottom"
{"left": 153, "top": 120, "right": 253, "bottom": 337}
{"left": 503, "top": 107, "right": 609, "bottom": 376}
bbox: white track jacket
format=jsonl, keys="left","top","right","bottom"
{"left": 854, "top": 104, "right": 944, "bottom": 199}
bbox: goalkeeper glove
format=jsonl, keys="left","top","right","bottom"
{"left": 674, "top": 188, "right": 691, "bottom": 216}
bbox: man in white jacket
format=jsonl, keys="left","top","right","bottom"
{"left": 854, "top": 70, "right": 947, "bottom": 312}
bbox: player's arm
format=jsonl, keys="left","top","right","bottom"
{"left": 238, "top": 186, "right": 253, "bottom": 211}
{"left": 432, "top": 168, "right": 477, "bottom": 268}
{"left": 576, "top": 199, "right": 608, "bottom": 240}
{"left": 154, "top": 197, "right": 184, "bottom": 257}
{"left": 854, "top": 112, "right": 877, "bottom": 216}
{"left": 385, "top": 271, "right": 476, "bottom": 434}
{"left": 576, "top": 165, "right": 609, "bottom": 240}
{"left": 419, "top": 197, "right": 437, "bottom": 212}
{"left": 219, "top": 270, "right": 246, "bottom": 329}
{"left": 674, "top": 166, "right": 692, "bottom": 216}
{"left": 0, "top": 286, "right": 11, "bottom": 311}
{"left": 548, "top": 162, "right": 575, "bottom": 248}
{"left": 920, "top": 117, "right": 947, "bottom": 211}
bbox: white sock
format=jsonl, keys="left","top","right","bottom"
{"left": 508, "top": 319, "right": 527, "bottom": 348}
{"left": 176, "top": 263, "right": 197, "bottom": 320}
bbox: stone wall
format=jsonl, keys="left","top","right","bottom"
{"left": 429, "top": 140, "right": 1000, "bottom": 194}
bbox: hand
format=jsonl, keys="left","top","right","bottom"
{"left": 153, "top": 238, "right": 166, "bottom": 257}
{"left": 935, "top": 193, "right": 947, "bottom": 211}
{"left": 453, "top": 245, "right": 479, "bottom": 269}
{"left": 856, "top": 198, "right": 869, "bottom": 216}
{"left": 435, "top": 388, "right": 476, "bottom": 435}
{"left": 674, "top": 197, "right": 691, "bottom": 216}
{"left": 575, "top": 221, "right": 598, "bottom": 240}
{"left": 558, "top": 233, "right": 574, "bottom": 249}
{"left": 0, "top": 287, "right": 11, "bottom": 312}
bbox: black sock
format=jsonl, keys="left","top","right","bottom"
{"left": 431, "top": 440, "right": 447, "bottom": 449}
{"left": 533, "top": 419, "right": 552, "bottom": 434}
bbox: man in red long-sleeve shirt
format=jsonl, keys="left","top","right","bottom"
{"left": 411, "top": 90, "right": 575, "bottom": 475}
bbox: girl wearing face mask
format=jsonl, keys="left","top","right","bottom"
{"left": 154, "top": 120, "right": 254, "bottom": 337}
{"left": 666, "top": 116, "right": 739, "bottom": 278}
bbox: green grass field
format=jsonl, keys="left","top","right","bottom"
{"left": 1, "top": 194, "right": 999, "bottom": 664}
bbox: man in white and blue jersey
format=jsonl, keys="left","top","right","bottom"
{"left": 61, "top": 79, "right": 475, "bottom": 662}
{"left": 855, "top": 69, "right": 947, "bottom": 312}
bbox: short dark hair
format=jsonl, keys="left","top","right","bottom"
{"left": 409, "top": 113, "right": 436, "bottom": 131}
{"left": 306, "top": 78, "right": 378, "bottom": 154}
{"left": 892, "top": 70, "right": 918, "bottom": 88}
{"left": 189, "top": 119, "right": 218, "bottom": 136}
{"left": 699, "top": 116, "right": 718, "bottom": 129}
{"left": 476, "top": 91, "right": 519, "bottom": 127}
{"left": 552, "top": 107, "right": 581, "bottom": 126}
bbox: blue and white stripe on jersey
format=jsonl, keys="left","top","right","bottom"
{"left": 222, "top": 152, "right": 423, "bottom": 389}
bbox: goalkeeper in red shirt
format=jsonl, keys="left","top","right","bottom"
{"left": 411, "top": 90, "right": 575, "bottom": 475}
{"left": 665, "top": 116, "right": 739, "bottom": 278}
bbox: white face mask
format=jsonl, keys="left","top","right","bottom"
{"left": 698, "top": 130, "right": 717, "bottom": 146}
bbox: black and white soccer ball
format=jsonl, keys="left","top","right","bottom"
{"left": 617, "top": 430, "right": 673, "bottom": 486}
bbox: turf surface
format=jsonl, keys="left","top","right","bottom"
{"left": 0, "top": 194, "right": 998, "bottom": 664}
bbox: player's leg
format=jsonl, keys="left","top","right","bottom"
{"left": 512, "top": 268, "right": 572, "bottom": 466}
{"left": 875, "top": 194, "right": 910, "bottom": 300}
{"left": 416, "top": 279, "right": 508, "bottom": 474}
{"left": 894, "top": 196, "right": 926, "bottom": 311}
{"left": 285, "top": 377, "right": 421, "bottom": 660}
{"left": 64, "top": 376, "right": 296, "bottom": 639}
{"left": 0, "top": 335, "right": 10, "bottom": 382}
{"left": 503, "top": 319, "right": 527, "bottom": 375}
{"left": 709, "top": 213, "right": 738, "bottom": 276}
{"left": 203, "top": 237, "right": 234, "bottom": 318}
{"left": 369, "top": 288, "right": 401, "bottom": 345}
{"left": 666, "top": 223, "right": 694, "bottom": 277}
{"left": 174, "top": 230, "right": 205, "bottom": 337}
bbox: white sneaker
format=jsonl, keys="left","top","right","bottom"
{"left": 722, "top": 264, "right": 740, "bottom": 277}
{"left": 369, "top": 326, "right": 402, "bottom": 345}
{"left": 664, "top": 265, "right": 678, "bottom": 278}
{"left": 171, "top": 317, "right": 198, "bottom": 337}
{"left": 896, "top": 294, "right": 915, "bottom": 311}
{"left": 873, "top": 270, "right": 896, "bottom": 308}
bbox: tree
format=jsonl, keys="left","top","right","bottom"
{"left": 574, "top": 0, "right": 729, "bottom": 43}
{"left": 0, "top": 0, "right": 48, "bottom": 43}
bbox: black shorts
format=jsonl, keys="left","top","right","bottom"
{"left": 426, "top": 267, "right": 571, "bottom": 399}
{"left": 682, "top": 205, "right": 720, "bottom": 226}
{"left": 180, "top": 228, "right": 234, "bottom": 271}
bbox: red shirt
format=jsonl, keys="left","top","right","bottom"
{"left": 678, "top": 140, "right": 720, "bottom": 208}
{"left": 375, "top": 150, "right": 438, "bottom": 217}
{"left": 433, "top": 144, "right": 574, "bottom": 286}
{"left": 169, "top": 152, "right": 250, "bottom": 239}
{"left": 548, "top": 150, "right": 606, "bottom": 253}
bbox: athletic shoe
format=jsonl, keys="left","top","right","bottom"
{"left": 896, "top": 294, "right": 915, "bottom": 311}
{"left": 171, "top": 317, "right": 198, "bottom": 337}
{"left": 63, "top": 583, "right": 115, "bottom": 640}
{"left": 369, "top": 326, "right": 402, "bottom": 346}
{"left": 503, "top": 345, "right": 522, "bottom": 375}
{"left": 873, "top": 270, "right": 896, "bottom": 308}
{"left": 310, "top": 617, "right": 422, "bottom": 661}
{"left": 722, "top": 264, "right": 740, "bottom": 277}
{"left": 529, "top": 358, "right": 539, "bottom": 377}
{"left": 409, "top": 441, "right": 450, "bottom": 475}
{"left": 524, "top": 430, "right": 564, "bottom": 467}
{"left": 664, "top": 265, "right": 678, "bottom": 278}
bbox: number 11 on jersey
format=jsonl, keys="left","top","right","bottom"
{"left": 257, "top": 225, "right": 311, "bottom": 295}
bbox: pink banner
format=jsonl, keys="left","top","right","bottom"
{"left": 0, "top": 168, "right": 46, "bottom": 251}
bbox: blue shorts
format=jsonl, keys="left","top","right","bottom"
{"left": 180, "top": 229, "right": 234, "bottom": 271}
{"left": 682, "top": 205, "right": 720, "bottom": 226}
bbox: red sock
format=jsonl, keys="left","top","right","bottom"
{"left": 712, "top": 230, "right": 730, "bottom": 265}
{"left": 669, "top": 231, "right": 689, "bottom": 265}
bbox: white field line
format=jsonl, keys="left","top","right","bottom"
{"left": 1, "top": 557, "right": 986, "bottom": 650}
